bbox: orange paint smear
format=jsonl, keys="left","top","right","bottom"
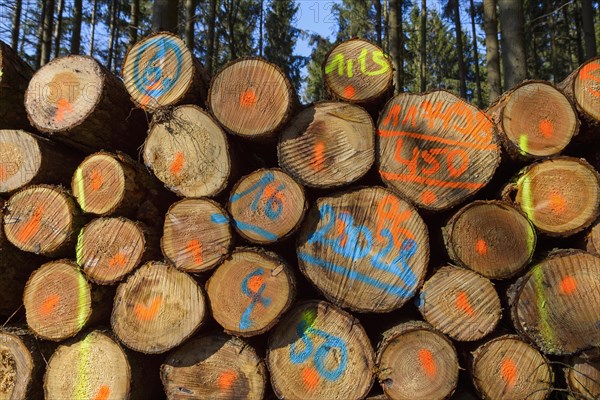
{"left": 186, "top": 239, "right": 203, "bottom": 265}
{"left": 134, "top": 295, "right": 163, "bottom": 321}
{"left": 93, "top": 385, "right": 110, "bottom": 400}
{"left": 55, "top": 98, "right": 73, "bottom": 123}
{"left": 301, "top": 366, "right": 319, "bottom": 391}
{"left": 312, "top": 141, "right": 326, "bottom": 172}
{"left": 89, "top": 169, "right": 104, "bottom": 192}
{"left": 421, "top": 190, "right": 437, "bottom": 205}
{"left": 16, "top": 206, "right": 44, "bottom": 243}
{"left": 475, "top": 239, "right": 488, "bottom": 256}
{"left": 549, "top": 192, "right": 567, "bottom": 214}
{"left": 170, "top": 152, "right": 185, "bottom": 176}
{"left": 418, "top": 349, "right": 437, "bottom": 377}
{"left": 343, "top": 85, "right": 356, "bottom": 99}
{"left": 263, "top": 183, "right": 286, "bottom": 206}
{"left": 218, "top": 370, "right": 237, "bottom": 391}
{"left": 560, "top": 275, "right": 577, "bottom": 295}
{"left": 500, "top": 358, "right": 518, "bottom": 387}
{"left": 0, "top": 164, "right": 7, "bottom": 181}
{"left": 108, "top": 252, "right": 128, "bottom": 269}
{"left": 539, "top": 119, "right": 554, "bottom": 138}
{"left": 456, "top": 291, "right": 475, "bottom": 317}
{"left": 580, "top": 62, "right": 600, "bottom": 97}
{"left": 39, "top": 294, "right": 60, "bottom": 317}
{"left": 335, "top": 212, "right": 350, "bottom": 247}
{"left": 240, "top": 89, "right": 258, "bottom": 108}
{"left": 248, "top": 275, "right": 264, "bottom": 293}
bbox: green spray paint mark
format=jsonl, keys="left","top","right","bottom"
{"left": 518, "top": 174, "right": 535, "bottom": 223}
{"left": 75, "top": 228, "right": 86, "bottom": 267}
{"left": 519, "top": 134, "right": 529, "bottom": 155}
{"left": 74, "top": 333, "right": 92, "bottom": 398}
{"left": 533, "top": 266, "right": 555, "bottom": 352}
{"left": 301, "top": 308, "right": 317, "bottom": 328}
{"left": 76, "top": 271, "right": 89, "bottom": 331}
{"left": 75, "top": 167, "right": 86, "bottom": 211}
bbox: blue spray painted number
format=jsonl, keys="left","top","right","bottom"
{"left": 239, "top": 268, "right": 271, "bottom": 330}
{"left": 289, "top": 319, "right": 348, "bottom": 381}
{"left": 133, "top": 36, "right": 183, "bottom": 98}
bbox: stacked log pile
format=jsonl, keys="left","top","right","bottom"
{"left": 1, "top": 35, "right": 600, "bottom": 399}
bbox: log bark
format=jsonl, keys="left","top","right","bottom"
{"left": 144, "top": 105, "right": 231, "bottom": 198}
{"left": 161, "top": 334, "right": 267, "bottom": 399}
{"left": 377, "top": 90, "right": 500, "bottom": 210}
{"left": 208, "top": 58, "right": 297, "bottom": 140}
{"left": 558, "top": 56, "right": 600, "bottom": 131}
{"left": 443, "top": 200, "right": 536, "bottom": 279}
{"left": 417, "top": 265, "right": 501, "bottom": 341}
{"left": 0, "top": 129, "right": 84, "bottom": 195}
{"left": 509, "top": 249, "right": 600, "bottom": 355}
{"left": 76, "top": 217, "right": 161, "bottom": 285}
{"left": 228, "top": 168, "right": 306, "bottom": 244}
{"left": 585, "top": 219, "right": 600, "bottom": 256}
{"left": 297, "top": 186, "right": 429, "bottom": 313}
{"left": 376, "top": 320, "right": 459, "bottom": 400}
{"left": 122, "top": 32, "right": 209, "bottom": 111}
{"left": 471, "top": 335, "right": 553, "bottom": 400}
{"left": 206, "top": 247, "right": 295, "bottom": 337}
{"left": 0, "top": 41, "right": 33, "bottom": 130}
{"left": 564, "top": 355, "right": 600, "bottom": 399}
{"left": 486, "top": 81, "right": 579, "bottom": 159}
{"left": 111, "top": 261, "right": 206, "bottom": 354}
{"left": 278, "top": 102, "right": 375, "bottom": 189}
{"left": 267, "top": 300, "right": 375, "bottom": 400}
{"left": 24, "top": 55, "right": 147, "bottom": 155}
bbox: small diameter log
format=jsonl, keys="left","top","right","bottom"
{"left": 487, "top": 81, "right": 579, "bottom": 159}
{"left": 471, "top": 335, "right": 553, "bottom": 400}
{"left": 376, "top": 321, "right": 459, "bottom": 400}
{"left": 3, "top": 185, "right": 84, "bottom": 256}
{"left": 509, "top": 250, "right": 600, "bottom": 355}
{"left": 297, "top": 186, "right": 429, "bottom": 312}
{"left": 122, "top": 32, "right": 209, "bottom": 111}
{"left": 267, "top": 300, "right": 375, "bottom": 400}
{"left": 585, "top": 219, "right": 600, "bottom": 256}
{"left": 161, "top": 198, "right": 232, "bottom": 273}
{"left": 505, "top": 157, "right": 600, "bottom": 237}
{"left": 278, "top": 102, "right": 375, "bottom": 189}
{"left": 206, "top": 248, "right": 295, "bottom": 337}
{"left": 378, "top": 90, "right": 500, "bottom": 210}
{"left": 25, "top": 55, "right": 146, "bottom": 155}
{"left": 0, "top": 129, "right": 83, "bottom": 195}
{"left": 565, "top": 355, "right": 600, "bottom": 399}
{"left": 0, "top": 41, "right": 33, "bottom": 130}
{"left": 161, "top": 334, "right": 267, "bottom": 399}
{"left": 144, "top": 105, "right": 231, "bottom": 198}
{"left": 76, "top": 217, "right": 160, "bottom": 285}
{"left": 208, "top": 58, "right": 296, "bottom": 140}
{"left": 228, "top": 168, "right": 306, "bottom": 243}
{"left": 323, "top": 38, "right": 393, "bottom": 104}
{"left": 559, "top": 56, "right": 600, "bottom": 126}
{"left": 417, "top": 265, "right": 501, "bottom": 342}
{"left": 443, "top": 200, "right": 536, "bottom": 279}
{"left": 111, "top": 261, "right": 206, "bottom": 354}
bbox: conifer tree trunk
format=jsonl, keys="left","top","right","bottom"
{"left": 89, "top": 0, "right": 98, "bottom": 55}
{"left": 71, "top": 0, "right": 82, "bottom": 54}
{"left": 582, "top": 0, "right": 597, "bottom": 59}
{"left": 184, "top": 0, "right": 195, "bottom": 50}
{"left": 549, "top": 13, "right": 559, "bottom": 82}
{"left": 498, "top": 0, "right": 527, "bottom": 89}
{"left": 53, "top": 0, "right": 65, "bottom": 58}
{"left": 11, "top": 0, "right": 22, "bottom": 50}
{"left": 259, "top": 0, "right": 264, "bottom": 57}
{"left": 152, "top": 0, "right": 179, "bottom": 33}
{"left": 207, "top": 0, "right": 217, "bottom": 73}
{"left": 420, "top": 0, "right": 426, "bottom": 92}
{"left": 469, "top": 0, "right": 483, "bottom": 106}
{"left": 35, "top": 0, "right": 46, "bottom": 68}
{"left": 453, "top": 0, "right": 467, "bottom": 98}
{"left": 374, "top": 0, "right": 383, "bottom": 47}
{"left": 389, "top": 0, "right": 404, "bottom": 93}
{"left": 484, "top": 0, "right": 501, "bottom": 102}
{"left": 107, "top": 0, "right": 118, "bottom": 71}
{"left": 130, "top": 0, "right": 139, "bottom": 45}
{"left": 40, "top": 0, "right": 55, "bottom": 66}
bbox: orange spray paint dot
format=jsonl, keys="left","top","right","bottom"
{"left": 475, "top": 239, "right": 488, "bottom": 256}
{"left": 89, "top": 169, "right": 104, "bottom": 192}
{"left": 218, "top": 370, "right": 237, "bottom": 391}
{"left": 240, "top": 89, "right": 258, "bottom": 108}
{"left": 421, "top": 190, "right": 437, "bottom": 205}
{"left": 17, "top": 206, "right": 44, "bottom": 243}
{"left": 134, "top": 295, "right": 163, "bottom": 321}
{"left": 343, "top": 85, "right": 356, "bottom": 99}
{"left": 560, "top": 275, "right": 577, "bottom": 295}
{"left": 40, "top": 294, "right": 60, "bottom": 316}
{"left": 170, "top": 152, "right": 185, "bottom": 176}
{"left": 312, "top": 141, "right": 326, "bottom": 172}
{"left": 418, "top": 349, "right": 437, "bottom": 377}
{"left": 248, "top": 275, "right": 264, "bottom": 293}
{"left": 301, "top": 366, "right": 319, "bottom": 390}
{"left": 186, "top": 239, "right": 203, "bottom": 265}
{"left": 55, "top": 98, "right": 73, "bottom": 123}
{"left": 93, "top": 385, "right": 111, "bottom": 400}
{"left": 108, "top": 252, "right": 128, "bottom": 269}
{"left": 456, "top": 291, "right": 475, "bottom": 317}
{"left": 0, "top": 164, "right": 7, "bottom": 181}
{"left": 539, "top": 119, "right": 554, "bottom": 138}
{"left": 549, "top": 192, "right": 567, "bottom": 214}
{"left": 500, "top": 358, "right": 518, "bottom": 387}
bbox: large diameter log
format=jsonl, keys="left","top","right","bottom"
{"left": 0, "top": 129, "right": 83, "bottom": 194}
{"left": 376, "top": 321, "right": 459, "bottom": 400}
{"left": 509, "top": 250, "right": 600, "bottom": 355}
{"left": 323, "top": 38, "right": 393, "bottom": 104}
{"left": 144, "top": 105, "right": 231, "bottom": 197}
{"left": 76, "top": 217, "right": 160, "bottom": 284}
{"left": 0, "top": 41, "right": 33, "bottom": 130}
{"left": 377, "top": 90, "right": 500, "bottom": 210}
{"left": 487, "top": 81, "right": 579, "bottom": 159}
{"left": 417, "top": 265, "right": 501, "bottom": 341}
{"left": 3, "top": 185, "right": 84, "bottom": 256}
{"left": 228, "top": 168, "right": 306, "bottom": 243}
{"left": 267, "top": 300, "right": 375, "bottom": 400}
{"left": 443, "top": 200, "right": 536, "bottom": 279}
{"left": 111, "top": 261, "right": 206, "bottom": 354}
{"left": 122, "top": 32, "right": 209, "bottom": 111}
{"left": 559, "top": 56, "right": 600, "bottom": 127}
{"left": 564, "top": 355, "right": 600, "bottom": 399}
{"left": 161, "top": 334, "right": 267, "bottom": 399}
{"left": 504, "top": 157, "right": 600, "bottom": 237}
{"left": 161, "top": 198, "right": 233, "bottom": 273}
{"left": 471, "top": 335, "right": 553, "bottom": 400}
{"left": 24, "top": 55, "right": 146, "bottom": 155}
{"left": 297, "top": 186, "right": 429, "bottom": 312}
{"left": 278, "top": 102, "right": 375, "bottom": 188}
{"left": 206, "top": 248, "right": 295, "bottom": 336}
{"left": 208, "top": 58, "right": 296, "bottom": 140}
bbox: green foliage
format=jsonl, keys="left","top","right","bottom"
{"left": 303, "top": 34, "right": 332, "bottom": 103}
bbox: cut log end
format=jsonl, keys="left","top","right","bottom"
{"left": 111, "top": 261, "right": 206, "bottom": 354}
{"left": 418, "top": 265, "right": 501, "bottom": 342}
{"left": 471, "top": 336, "right": 553, "bottom": 400}
{"left": 44, "top": 330, "right": 131, "bottom": 400}
{"left": 267, "top": 300, "right": 375, "bottom": 400}
{"left": 209, "top": 58, "right": 295, "bottom": 139}
{"left": 278, "top": 102, "right": 375, "bottom": 188}
{"left": 144, "top": 105, "right": 230, "bottom": 197}
{"left": 0, "top": 130, "right": 42, "bottom": 194}
{"left": 229, "top": 169, "right": 306, "bottom": 243}
{"left": 574, "top": 57, "right": 600, "bottom": 122}
{"left": 23, "top": 260, "right": 91, "bottom": 342}
{"left": 565, "top": 356, "right": 600, "bottom": 399}
{"left": 297, "top": 187, "right": 429, "bottom": 312}
{"left": 0, "top": 332, "right": 35, "bottom": 400}
{"left": 323, "top": 39, "right": 393, "bottom": 103}
{"left": 161, "top": 198, "right": 232, "bottom": 273}
{"left": 161, "top": 334, "right": 267, "bottom": 400}
{"left": 206, "top": 248, "right": 295, "bottom": 337}
{"left": 444, "top": 201, "right": 536, "bottom": 279}
{"left": 377, "top": 90, "right": 500, "bottom": 210}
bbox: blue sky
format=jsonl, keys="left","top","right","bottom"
{"left": 294, "top": 0, "right": 341, "bottom": 57}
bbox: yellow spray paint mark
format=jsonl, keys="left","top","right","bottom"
{"left": 533, "top": 266, "right": 555, "bottom": 351}
{"left": 74, "top": 334, "right": 92, "bottom": 399}
{"left": 75, "top": 167, "right": 86, "bottom": 211}
{"left": 519, "top": 175, "right": 535, "bottom": 223}
{"left": 519, "top": 134, "right": 529, "bottom": 155}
